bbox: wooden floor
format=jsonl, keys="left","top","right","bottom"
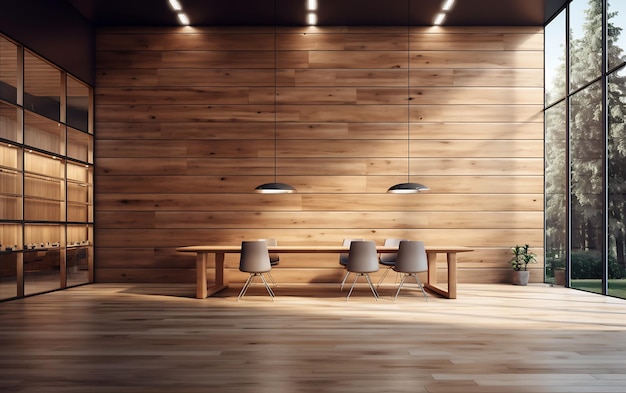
{"left": 1, "top": 283, "right": 626, "bottom": 393}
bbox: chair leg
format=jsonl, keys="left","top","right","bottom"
{"left": 238, "top": 274, "right": 255, "bottom": 300}
{"left": 259, "top": 273, "right": 275, "bottom": 300}
{"left": 393, "top": 273, "right": 428, "bottom": 301}
{"left": 393, "top": 273, "right": 409, "bottom": 301}
{"left": 238, "top": 273, "right": 275, "bottom": 301}
{"left": 346, "top": 273, "right": 378, "bottom": 300}
{"left": 376, "top": 266, "right": 391, "bottom": 287}
{"left": 346, "top": 274, "right": 360, "bottom": 300}
{"left": 266, "top": 270, "right": 277, "bottom": 286}
{"left": 364, "top": 273, "right": 379, "bottom": 300}
{"left": 340, "top": 270, "right": 351, "bottom": 291}
{"left": 376, "top": 266, "right": 399, "bottom": 287}
{"left": 413, "top": 273, "right": 428, "bottom": 301}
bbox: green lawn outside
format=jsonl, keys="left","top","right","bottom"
{"left": 571, "top": 279, "right": 626, "bottom": 299}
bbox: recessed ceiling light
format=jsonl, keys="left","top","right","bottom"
{"left": 168, "top": 0, "right": 182, "bottom": 11}
{"left": 178, "top": 13, "right": 190, "bottom": 25}
{"left": 442, "top": 0, "right": 455, "bottom": 11}
{"left": 307, "top": 12, "right": 317, "bottom": 25}
{"left": 433, "top": 12, "right": 446, "bottom": 25}
{"left": 307, "top": 0, "right": 318, "bottom": 11}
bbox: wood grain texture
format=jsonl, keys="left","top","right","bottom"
{"left": 0, "top": 283, "right": 625, "bottom": 393}
{"left": 95, "top": 26, "right": 545, "bottom": 284}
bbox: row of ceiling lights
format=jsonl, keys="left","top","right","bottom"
{"left": 168, "top": 0, "right": 316, "bottom": 26}
{"left": 434, "top": 0, "right": 455, "bottom": 25}
{"left": 168, "top": 0, "right": 190, "bottom": 25}
{"left": 307, "top": 0, "right": 318, "bottom": 25}
{"left": 168, "top": 0, "right": 454, "bottom": 26}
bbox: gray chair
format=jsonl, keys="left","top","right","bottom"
{"left": 377, "top": 238, "right": 406, "bottom": 287}
{"left": 345, "top": 240, "right": 380, "bottom": 300}
{"left": 258, "top": 238, "right": 279, "bottom": 286}
{"left": 238, "top": 240, "right": 275, "bottom": 300}
{"left": 392, "top": 240, "right": 428, "bottom": 301}
{"left": 339, "top": 238, "right": 363, "bottom": 290}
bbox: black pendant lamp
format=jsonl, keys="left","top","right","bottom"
{"left": 387, "top": 0, "right": 429, "bottom": 194}
{"left": 254, "top": 0, "right": 296, "bottom": 194}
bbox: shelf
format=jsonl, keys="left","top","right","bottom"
{"left": 23, "top": 171, "right": 65, "bottom": 183}
{"left": 23, "top": 109, "right": 64, "bottom": 156}
{"left": 24, "top": 150, "right": 65, "bottom": 179}
{"left": 23, "top": 201, "right": 64, "bottom": 221}
{"left": 0, "top": 222, "right": 22, "bottom": 252}
{"left": 0, "top": 166, "right": 19, "bottom": 174}
{"left": 24, "top": 195, "right": 64, "bottom": 203}
{"left": 0, "top": 195, "right": 22, "bottom": 221}
{"left": 1, "top": 38, "right": 94, "bottom": 299}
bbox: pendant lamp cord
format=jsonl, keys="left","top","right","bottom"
{"left": 273, "top": 0, "right": 278, "bottom": 182}
{"left": 406, "top": 0, "right": 411, "bottom": 183}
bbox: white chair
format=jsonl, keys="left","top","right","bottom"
{"left": 392, "top": 240, "right": 428, "bottom": 301}
{"left": 377, "top": 238, "right": 406, "bottom": 287}
{"left": 258, "top": 238, "right": 279, "bottom": 286}
{"left": 338, "top": 238, "right": 363, "bottom": 290}
{"left": 238, "top": 240, "right": 275, "bottom": 300}
{"left": 345, "top": 240, "right": 380, "bottom": 300}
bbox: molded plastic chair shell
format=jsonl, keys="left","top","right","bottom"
{"left": 339, "top": 238, "right": 364, "bottom": 290}
{"left": 339, "top": 238, "right": 363, "bottom": 266}
{"left": 258, "top": 238, "right": 279, "bottom": 286}
{"left": 377, "top": 238, "right": 406, "bottom": 286}
{"left": 345, "top": 240, "right": 380, "bottom": 300}
{"left": 238, "top": 240, "right": 274, "bottom": 300}
{"left": 259, "top": 238, "right": 279, "bottom": 266}
{"left": 392, "top": 240, "right": 428, "bottom": 301}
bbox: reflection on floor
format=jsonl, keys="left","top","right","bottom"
{"left": 0, "top": 270, "right": 89, "bottom": 300}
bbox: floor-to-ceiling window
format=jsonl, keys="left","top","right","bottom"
{"left": 545, "top": 9, "right": 567, "bottom": 286}
{"left": 545, "top": 0, "right": 626, "bottom": 298}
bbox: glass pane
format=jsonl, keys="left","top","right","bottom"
{"left": 608, "top": 0, "right": 626, "bottom": 71}
{"left": 0, "top": 224, "right": 21, "bottom": 300}
{"left": 67, "top": 127, "right": 91, "bottom": 162}
{"left": 67, "top": 224, "right": 91, "bottom": 287}
{"left": 0, "top": 36, "right": 18, "bottom": 103}
{"left": 0, "top": 101, "right": 20, "bottom": 142}
{"left": 0, "top": 223, "right": 22, "bottom": 252}
{"left": 0, "top": 142, "right": 22, "bottom": 221}
{"left": 23, "top": 224, "right": 62, "bottom": 296}
{"left": 24, "top": 51, "right": 61, "bottom": 122}
{"left": 23, "top": 151, "right": 65, "bottom": 222}
{"left": 66, "top": 76, "right": 90, "bottom": 132}
{"left": 545, "top": 101, "right": 567, "bottom": 285}
{"left": 24, "top": 111, "right": 65, "bottom": 155}
{"left": 569, "top": 0, "right": 603, "bottom": 92}
{"left": 608, "top": 66, "right": 626, "bottom": 299}
{"left": 545, "top": 10, "right": 567, "bottom": 105}
{"left": 67, "top": 162, "right": 93, "bottom": 223}
{"left": 570, "top": 80, "right": 604, "bottom": 294}
{"left": 0, "top": 252, "right": 18, "bottom": 300}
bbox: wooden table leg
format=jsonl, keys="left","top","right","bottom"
{"left": 196, "top": 253, "right": 208, "bottom": 299}
{"left": 214, "top": 252, "right": 225, "bottom": 287}
{"left": 424, "top": 251, "right": 457, "bottom": 299}
{"left": 207, "top": 252, "right": 229, "bottom": 297}
{"left": 426, "top": 252, "right": 438, "bottom": 286}
{"left": 447, "top": 252, "right": 457, "bottom": 299}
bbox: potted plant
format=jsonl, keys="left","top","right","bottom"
{"left": 510, "top": 244, "right": 537, "bottom": 286}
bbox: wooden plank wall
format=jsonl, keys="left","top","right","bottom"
{"left": 94, "top": 26, "right": 544, "bottom": 285}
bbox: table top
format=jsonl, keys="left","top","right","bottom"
{"left": 177, "top": 245, "right": 473, "bottom": 253}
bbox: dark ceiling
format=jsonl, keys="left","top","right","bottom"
{"left": 65, "top": 0, "right": 569, "bottom": 27}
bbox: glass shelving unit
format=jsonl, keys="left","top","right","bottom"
{"left": 0, "top": 33, "right": 94, "bottom": 301}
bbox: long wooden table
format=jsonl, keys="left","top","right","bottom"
{"left": 176, "top": 245, "right": 473, "bottom": 299}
